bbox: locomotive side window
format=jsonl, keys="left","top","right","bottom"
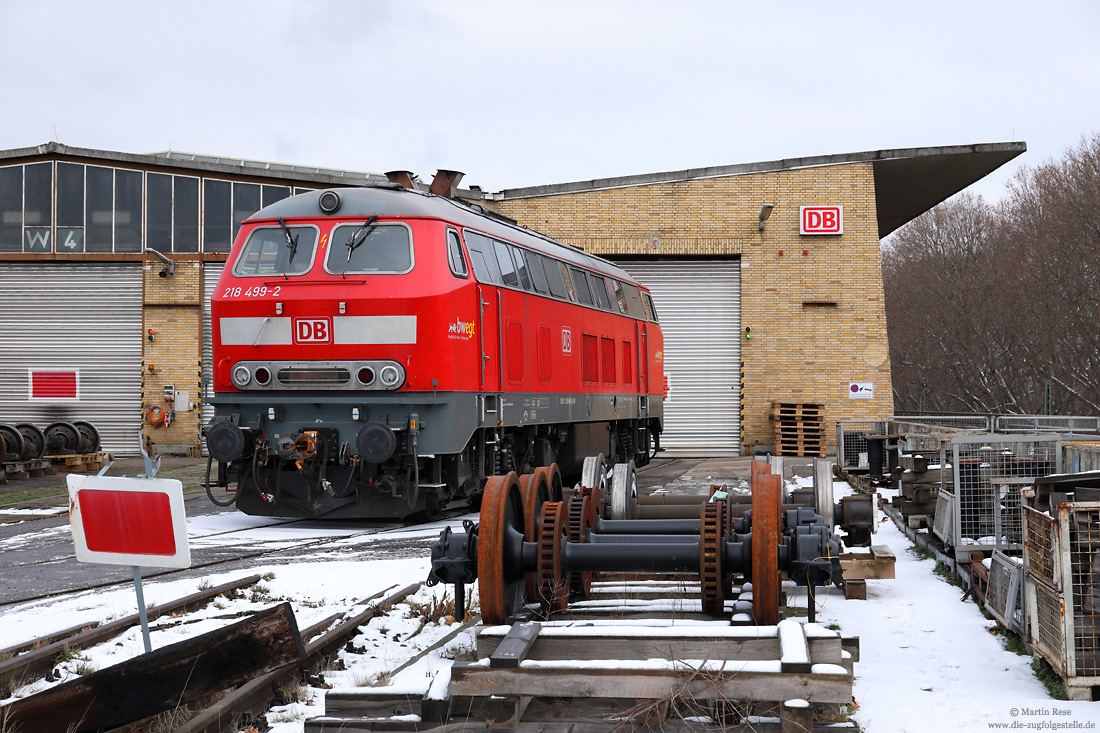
{"left": 620, "top": 282, "right": 646, "bottom": 319}
{"left": 642, "top": 291, "right": 659, "bottom": 322}
{"left": 559, "top": 262, "right": 577, "bottom": 301}
{"left": 326, "top": 222, "right": 413, "bottom": 274}
{"left": 511, "top": 247, "right": 534, "bottom": 291}
{"left": 464, "top": 232, "right": 503, "bottom": 285}
{"left": 494, "top": 241, "right": 519, "bottom": 288}
{"left": 543, "top": 256, "right": 569, "bottom": 299}
{"left": 527, "top": 253, "right": 550, "bottom": 294}
{"left": 568, "top": 266, "right": 593, "bottom": 305}
{"left": 446, "top": 229, "right": 468, "bottom": 278}
{"left": 233, "top": 224, "right": 319, "bottom": 277}
{"left": 590, "top": 274, "right": 613, "bottom": 311}
{"left": 611, "top": 279, "right": 629, "bottom": 314}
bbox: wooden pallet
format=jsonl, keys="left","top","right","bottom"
{"left": 2, "top": 458, "right": 55, "bottom": 480}
{"left": 308, "top": 578, "right": 858, "bottom": 732}
{"left": 771, "top": 402, "right": 824, "bottom": 420}
{"left": 48, "top": 452, "right": 106, "bottom": 474}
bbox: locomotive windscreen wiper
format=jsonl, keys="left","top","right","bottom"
{"left": 345, "top": 215, "right": 379, "bottom": 262}
{"left": 278, "top": 217, "right": 299, "bottom": 264}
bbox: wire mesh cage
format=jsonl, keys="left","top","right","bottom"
{"left": 933, "top": 487, "right": 954, "bottom": 545}
{"left": 836, "top": 420, "right": 887, "bottom": 469}
{"left": 945, "top": 435, "right": 1061, "bottom": 560}
{"left": 986, "top": 549, "right": 1026, "bottom": 635}
{"left": 1024, "top": 501, "right": 1100, "bottom": 698}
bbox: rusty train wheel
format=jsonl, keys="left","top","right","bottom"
{"left": 700, "top": 501, "right": 724, "bottom": 615}
{"left": 567, "top": 495, "right": 596, "bottom": 600}
{"left": 0, "top": 424, "right": 25, "bottom": 464}
{"left": 15, "top": 423, "right": 46, "bottom": 460}
{"left": 477, "top": 472, "right": 527, "bottom": 625}
{"left": 751, "top": 472, "right": 782, "bottom": 625}
{"left": 520, "top": 471, "right": 551, "bottom": 601}
{"left": 537, "top": 500, "right": 568, "bottom": 616}
{"left": 545, "top": 463, "right": 564, "bottom": 503}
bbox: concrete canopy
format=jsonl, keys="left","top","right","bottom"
{"left": 495, "top": 142, "right": 1027, "bottom": 240}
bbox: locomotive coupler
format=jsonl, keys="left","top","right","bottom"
{"left": 427, "top": 520, "right": 478, "bottom": 620}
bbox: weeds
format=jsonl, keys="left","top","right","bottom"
{"left": 1030, "top": 657, "right": 1068, "bottom": 700}
{"left": 907, "top": 543, "right": 935, "bottom": 562}
{"left": 196, "top": 578, "right": 212, "bottom": 592}
{"left": 262, "top": 571, "right": 276, "bottom": 582}
{"left": 354, "top": 670, "right": 392, "bottom": 687}
{"left": 988, "top": 626, "right": 1028, "bottom": 656}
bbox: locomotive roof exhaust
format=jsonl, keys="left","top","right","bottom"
{"left": 385, "top": 170, "right": 416, "bottom": 189}
{"left": 429, "top": 169, "right": 464, "bottom": 198}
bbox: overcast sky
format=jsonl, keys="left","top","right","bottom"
{"left": 2, "top": 1, "right": 1097, "bottom": 207}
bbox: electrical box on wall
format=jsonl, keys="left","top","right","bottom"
{"left": 174, "top": 390, "right": 192, "bottom": 411}
{"left": 163, "top": 385, "right": 174, "bottom": 398}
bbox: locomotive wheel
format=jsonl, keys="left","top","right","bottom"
{"left": 700, "top": 501, "right": 725, "bottom": 615}
{"left": 72, "top": 421, "right": 101, "bottom": 454}
{"left": 537, "top": 500, "right": 568, "bottom": 616}
{"left": 0, "top": 424, "right": 26, "bottom": 464}
{"left": 15, "top": 423, "right": 46, "bottom": 460}
{"left": 44, "top": 422, "right": 81, "bottom": 455}
{"left": 609, "top": 461, "right": 638, "bottom": 520}
{"left": 751, "top": 472, "right": 782, "bottom": 625}
{"left": 520, "top": 471, "right": 551, "bottom": 601}
{"left": 477, "top": 472, "right": 527, "bottom": 625}
{"left": 581, "top": 453, "right": 604, "bottom": 491}
{"left": 545, "top": 463, "right": 564, "bottom": 503}
{"left": 566, "top": 495, "right": 596, "bottom": 600}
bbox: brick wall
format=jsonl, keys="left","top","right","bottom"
{"left": 495, "top": 162, "right": 894, "bottom": 453}
{"left": 142, "top": 261, "right": 204, "bottom": 454}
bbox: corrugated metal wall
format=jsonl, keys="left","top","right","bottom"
{"left": 201, "top": 263, "right": 226, "bottom": 454}
{"left": 0, "top": 263, "right": 142, "bottom": 454}
{"left": 615, "top": 260, "right": 741, "bottom": 456}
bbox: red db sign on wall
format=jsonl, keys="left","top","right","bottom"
{"left": 800, "top": 206, "right": 843, "bottom": 235}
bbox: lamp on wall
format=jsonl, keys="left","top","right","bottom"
{"left": 144, "top": 248, "right": 176, "bottom": 278}
{"left": 758, "top": 204, "right": 775, "bottom": 232}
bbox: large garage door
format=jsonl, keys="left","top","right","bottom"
{"left": 0, "top": 263, "right": 142, "bottom": 454}
{"left": 201, "top": 263, "right": 226, "bottom": 454}
{"left": 616, "top": 260, "right": 741, "bottom": 456}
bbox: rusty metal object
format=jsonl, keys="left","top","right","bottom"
{"left": 520, "top": 472, "right": 551, "bottom": 600}
{"left": 545, "top": 463, "right": 564, "bottom": 503}
{"left": 477, "top": 472, "right": 526, "bottom": 625}
{"left": 15, "top": 423, "right": 46, "bottom": 460}
{"left": 385, "top": 170, "right": 416, "bottom": 189}
{"left": 567, "top": 495, "right": 596, "bottom": 600}
{"left": 0, "top": 423, "right": 25, "bottom": 463}
{"left": 537, "top": 501, "right": 568, "bottom": 615}
{"left": 700, "top": 501, "right": 724, "bottom": 615}
{"left": 44, "top": 421, "right": 81, "bottom": 455}
{"left": 429, "top": 169, "right": 464, "bottom": 198}
{"left": 752, "top": 471, "right": 782, "bottom": 625}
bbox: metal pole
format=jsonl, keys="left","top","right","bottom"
{"left": 132, "top": 566, "right": 152, "bottom": 653}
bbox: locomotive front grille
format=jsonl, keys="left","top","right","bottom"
{"left": 277, "top": 366, "right": 352, "bottom": 385}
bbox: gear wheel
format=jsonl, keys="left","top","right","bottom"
{"left": 700, "top": 501, "right": 724, "bottom": 616}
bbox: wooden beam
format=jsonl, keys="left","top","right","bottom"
{"left": 489, "top": 621, "right": 541, "bottom": 668}
{"left": 3, "top": 602, "right": 303, "bottom": 733}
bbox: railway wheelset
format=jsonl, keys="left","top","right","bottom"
{"left": 428, "top": 457, "right": 848, "bottom": 626}
{"left": 0, "top": 421, "right": 101, "bottom": 463}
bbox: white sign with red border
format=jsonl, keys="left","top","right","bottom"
{"left": 848, "top": 382, "right": 874, "bottom": 399}
{"left": 800, "top": 206, "right": 843, "bottom": 235}
{"left": 68, "top": 474, "right": 191, "bottom": 568}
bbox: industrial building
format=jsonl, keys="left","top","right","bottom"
{"left": 0, "top": 141, "right": 1025, "bottom": 456}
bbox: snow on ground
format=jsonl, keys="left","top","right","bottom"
{"left": 1, "top": 478, "right": 1098, "bottom": 732}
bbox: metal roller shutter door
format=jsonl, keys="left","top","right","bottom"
{"left": 201, "top": 263, "right": 226, "bottom": 455}
{"left": 615, "top": 260, "right": 741, "bottom": 456}
{"left": 0, "top": 263, "right": 142, "bottom": 455}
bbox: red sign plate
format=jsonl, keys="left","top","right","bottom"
{"left": 69, "top": 475, "right": 191, "bottom": 568}
{"left": 30, "top": 370, "right": 79, "bottom": 399}
{"left": 800, "top": 206, "right": 843, "bottom": 235}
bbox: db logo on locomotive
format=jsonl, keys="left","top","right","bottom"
{"left": 293, "top": 317, "right": 333, "bottom": 345}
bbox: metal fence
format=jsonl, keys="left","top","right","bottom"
{"left": 931, "top": 434, "right": 1061, "bottom": 560}
{"left": 994, "top": 415, "right": 1100, "bottom": 435}
{"left": 835, "top": 420, "right": 888, "bottom": 469}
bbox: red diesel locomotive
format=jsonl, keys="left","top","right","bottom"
{"left": 203, "top": 175, "right": 665, "bottom": 519}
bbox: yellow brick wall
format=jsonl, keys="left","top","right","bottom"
{"left": 142, "top": 261, "right": 204, "bottom": 454}
{"left": 496, "top": 162, "right": 894, "bottom": 453}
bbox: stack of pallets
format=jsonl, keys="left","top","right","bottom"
{"left": 772, "top": 402, "right": 826, "bottom": 457}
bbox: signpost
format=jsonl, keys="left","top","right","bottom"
{"left": 68, "top": 473, "right": 190, "bottom": 652}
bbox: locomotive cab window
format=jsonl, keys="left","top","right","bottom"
{"left": 465, "top": 231, "right": 504, "bottom": 285}
{"left": 527, "top": 252, "right": 550, "bottom": 294}
{"left": 543, "top": 256, "right": 569, "bottom": 299}
{"left": 327, "top": 222, "right": 413, "bottom": 274}
{"left": 234, "top": 224, "right": 319, "bottom": 277}
{"left": 590, "top": 274, "right": 612, "bottom": 311}
{"left": 494, "top": 241, "right": 519, "bottom": 288}
{"left": 511, "top": 247, "right": 534, "bottom": 291}
{"left": 642, "top": 291, "right": 659, "bottom": 322}
{"left": 446, "top": 229, "right": 468, "bottom": 278}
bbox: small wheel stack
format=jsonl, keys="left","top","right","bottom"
{"left": 0, "top": 420, "right": 102, "bottom": 481}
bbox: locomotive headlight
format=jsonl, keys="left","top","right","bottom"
{"left": 254, "top": 366, "right": 272, "bottom": 385}
{"left": 231, "top": 365, "right": 252, "bottom": 388}
{"left": 379, "top": 364, "right": 403, "bottom": 389}
{"left": 357, "top": 366, "right": 376, "bottom": 386}
{"left": 318, "top": 190, "right": 341, "bottom": 214}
